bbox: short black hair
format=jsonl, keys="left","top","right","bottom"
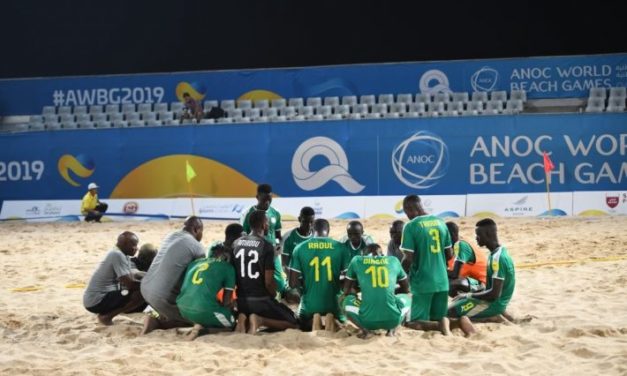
{"left": 313, "top": 218, "right": 330, "bottom": 233}
{"left": 446, "top": 221, "right": 459, "bottom": 238}
{"left": 225, "top": 223, "right": 244, "bottom": 239}
{"left": 364, "top": 243, "right": 382, "bottom": 256}
{"left": 300, "top": 206, "right": 315, "bottom": 217}
{"left": 476, "top": 218, "right": 497, "bottom": 228}
{"left": 403, "top": 194, "right": 421, "bottom": 207}
{"left": 257, "top": 183, "right": 272, "bottom": 194}
{"left": 249, "top": 210, "right": 267, "bottom": 230}
{"left": 210, "top": 243, "right": 226, "bottom": 257}
{"left": 347, "top": 220, "right": 363, "bottom": 230}
{"left": 391, "top": 219, "right": 404, "bottom": 229}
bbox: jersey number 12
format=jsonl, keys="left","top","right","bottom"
{"left": 235, "top": 249, "right": 260, "bottom": 279}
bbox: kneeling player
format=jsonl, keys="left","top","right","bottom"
{"left": 176, "top": 244, "right": 236, "bottom": 340}
{"left": 340, "top": 244, "right": 411, "bottom": 339}
{"left": 446, "top": 221, "right": 487, "bottom": 297}
{"left": 449, "top": 218, "right": 515, "bottom": 324}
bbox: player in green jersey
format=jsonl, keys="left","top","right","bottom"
{"left": 177, "top": 244, "right": 237, "bottom": 340}
{"left": 280, "top": 206, "right": 315, "bottom": 268}
{"left": 289, "top": 218, "right": 351, "bottom": 331}
{"left": 449, "top": 218, "right": 516, "bottom": 324}
{"left": 341, "top": 244, "right": 411, "bottom": 339}
{"left": 343, "top": 221, "right": 374, "bottom": 259}
{"left": 208, "top": 223, "right": 244, "bottom": 258}
{"left": 400, "top": 194, "right": 453, "bottom": 335}
{"left": 241, "top": 184, "right": 286, "bottom": 296}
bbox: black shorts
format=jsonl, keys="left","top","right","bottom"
{"left": 85, "top": 291, "right": 130, "bottom": 314}
{"left": 237, "top": 296, "right": 298, "bottom": 325}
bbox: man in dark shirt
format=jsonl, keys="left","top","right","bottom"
{"left": 232, "top": 210, "right": 298, "bottom": 334}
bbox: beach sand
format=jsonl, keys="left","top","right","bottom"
{"left": 1, "top": 216, "right": 626, "bottom": 375}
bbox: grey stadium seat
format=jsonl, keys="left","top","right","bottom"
{"left": 468, "top": 101, "right": 485, "bottom": 113}
{"left": 280, "top": 107, "right": 296, "bottom": 117}
{"left": 299, "top": 106, "right": 314, "bottom": 117}
{"left": 236, "top": 100, "right": 252, "bottom": 110}
{"left": 485, "top": 100, "right": 503, "bottom": 114}
{"left": 377, "top": 94, "right": 394, "bottom": 105}
{"left": 203, "top": 100, "right": 219, "bottom": 110}
{"left": 89, "top": 105, "right": 104, "bottom": 114}
{"left": 58, "top": 106, "right": 72, "bottom": 115}
{"left": 452, "top": 92, "right": 469, "bottom": 103}
{"left": 585, "top": 97, "right": 605, "bottom": 113}
{"left": 154, "top": 102, "right": 169, "bottom": 113}
{"left": 434, "top": 92, "right": 451, "bottom": 103}
{"left": 220, "top": 100, "right": 235, "bottom": 110}
{"left": 288, "top": 98, "right": 304, "bottom": 108}
{"left": 76, "top": 113, "right": 91, "bottom": 123}
{"left": 352, "top": 104, "right": 369, "bottom": 115}
{"left": 171, "top": 102, "right": 184, "bottom": 113}
{"left": 46, "top": 122, "right": 62, "bottom": 130}
{"left": 415, "top": 93, "right": 431, "bottom": 104}
{"left": 324, "top": 96, "right": 340, "bottom": 107}
{"left": 95, "top": 120, "right": 112, "bottom": 128}
{"left": 510, "top": 89, "right": 527, "bottom": 102}
{"left": 341, "top": 96, "right": 358, "bottom": 106}
{"left": 359, "top": 95, "right": 376, "bottom": 106}
{"left": 471, "top": 92, "right": 488, "bottom": 103}
{"left": 448, "top": 101, "right": 465, "bottom": 113}
{"left": 316, "top": 105, "right": 333, "bottom": 117}
{"left": 334, "top": 104, "right": 351, "bottom": 117}
{"left": 79, "top": 121, "right": 95, "bottom": 129}
{"left": 42, "top": 106, "right": 56, "bottom": 115}
{"left": 109, "top": 113, "right": 124, "bottom": 122}
{"left": 606, "top": 97, "right": 625, "bottom": 112}
{"left": 491, "top": 91, "right": 508, "bottom": 102}
{"left": 105, "top": 104, "right": 119, "bottom": 113}
{"left": 396, "top": 93, "right": 413, "bottom": 104}
{"left": 589, "top": 87, "right": 607, "bottom": 100}
{"left": 306, "top": 97, "right": 322, "bottom": 107}
{"left": 73, "top": 105, "right": 88, "bottom": 115}
{"left": 122, "top": 103, "right": 136, "bottom": 113}
{"left": 609, "top": 87, "right": 626, "bottom": 99}
{"left": 390, "top": 103, "right": 407, "bottom": 114}
{"left": 262, "top": 108, "right": 278, "bottom": 117}
{"left": 137, "top": 103, "right": 152, "bottom": 113}
{"left": 126, "top": 113, "right": 141, "bottom": 122}
{"left": 504, "top": 99, "right": 524, "bottom": 114}
{"left": 254, "top": 99, "right": 269, "bottom": 109}
{"left": 271, "top": 98, "right": 287, "bottom": 108}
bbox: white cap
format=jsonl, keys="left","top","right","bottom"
{"left": 88, "top": 182, "right": 99, "bottom": 190}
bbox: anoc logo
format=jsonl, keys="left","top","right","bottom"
{"left": 57, "top": 154, "right": 95, "bottom": 187}
{"left": 392, "top": 131, "right": 449, "bottom": 189}
{"left": 471, "top": 66, "right": 499, "bottom": 92}
{"left": 292, "top": 136, "right": 365, "bottom": 194}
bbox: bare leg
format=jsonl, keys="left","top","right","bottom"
{"left": 247, "top": 313, "right": 298, "bottom": 334}
{"left": 186, "top": 324, "right": 204, "bottom": 341}
{"left": 449, "top": 317, "right": 477, "bottom": 337}
{"left": 405, "top": 320, "right": 443, "bottom": 332}
{"left": 324, "top": 313, "right": 336, "bottom": 332}
{"left": 97, "top": 290, "right": 145, "bottom": 326}
{"left": 312, "top": 313, "right": 322, "bottom": 331}
{"left": 440, "top": 317, "right": 452, "bottom": 336}
{"left": 235, "top": 313, "right": 247, "bottom": 333}
{"left": 386, "top": 327, "right": 398, "bottom": 337}
{"left": 345, "top": 314, "right": 371, "bottom": 339}
{"left": 141, "top": 315, "right": 191, "bottom": 335}
{"left": 472, "top": 315, "right": 511, "bottom": 324}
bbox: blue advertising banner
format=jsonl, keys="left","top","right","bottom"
{"left": 0, "top": 54, "right": 626, "bottom": 116}
{"left": 0, "top": 114, "right": 625, "bottom": 203}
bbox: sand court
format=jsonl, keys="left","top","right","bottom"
{"left": 1, "top": 216, "right": 626, "bottom": 375}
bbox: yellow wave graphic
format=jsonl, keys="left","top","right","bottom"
{"left": 238, "top": 90, "right": 282, "bottom": 101}
{"left": 175, "top": 82, "right": 206, "bottom": 102}
{"left": 57, "top": 155, "right": 94, "bottom": 187}
{"left": 471, "top": 211, "right": 500, "bottom": 218}
{"left": 577, "top": 209, "right": 608, "bottom": 217}
{"left": 110, "top": 154, "right": 258, "bottom": 198}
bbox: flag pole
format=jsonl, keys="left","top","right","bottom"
{"left": 545, "top": 170, "right": 552, "bottom": 213}
{"left": 188, "top": 181, "right": 195, "bottom": 216}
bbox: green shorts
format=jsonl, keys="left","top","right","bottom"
{"left": 411, "top": 291, "right": 448, "bottom": 321}
{"left": 449, "top": 297, "right": 504, "bottom": 318}
{"left": 342, "top": 294, "right": 411, "bottom": 331}
{"left": 179, "top": 305, "right": 235, "bottom": 328}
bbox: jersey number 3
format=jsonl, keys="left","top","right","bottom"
{"left": 235, "top": 249, "right": 260, "bottom": 279}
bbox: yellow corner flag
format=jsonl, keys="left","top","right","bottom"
{"left": 186, "top": 160, "right": 197, "bottom": 183}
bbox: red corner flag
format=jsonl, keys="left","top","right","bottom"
{"left": 543, "top": 151, "right": 555, "bottom": 174}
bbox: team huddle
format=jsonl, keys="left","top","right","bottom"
{"left": 83, "top": 184, "right": 517, "bottom": 339}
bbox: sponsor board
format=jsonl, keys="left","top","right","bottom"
{"left": 573, "top": 191, "right": 627, "bottom": 216}
{"left": 466, "top": 192, "right": 573, "bottom": 217}
{"left": 363, "top": 195, "right": 466, "bottom": 219}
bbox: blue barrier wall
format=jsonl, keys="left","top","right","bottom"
{"left": 0, "top": 114, "right": 625, "bottom": 202}
{"left": 0, "top": 54, "right": 626, "bottom": 116}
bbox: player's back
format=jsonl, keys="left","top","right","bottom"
{"left": 291, "top": 237, "right": 350, "bottom": 313}
{"left": 177, "top": 257, "right": 235, "bottom": 313}
{"left": 232, "top": 234, "right": 274, "bottom": 299}
{"left": 347, "top": 255, "right": 406, "bottom": 321}
{"left": 401, "top": 214, "right": 450, "bottom": 293}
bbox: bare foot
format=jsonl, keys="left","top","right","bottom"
{"left": 186, "top": 324, "right": 203, "bottom": 341}
{"left": 357, "top": 329, "right": 372, "bottom": 339}
{"left": 324, "top": 314, "right": 336, "bottom": 332}
{"left": 459, "top": 316, "right": 477, "bottom": 337}
{"left": 97, "top": 314, "right": 113, "bottom": 326}
{"left": 248, "top": 314, "right": 261, "bottom": 335}
{"left": 141, "top": 315, "right": 161, "bottom": 335}
{"left": 312, "top": 313, "right": 322, "bottom": 331}
{"left": 386, "top": 328, "right": 397, "bottom": 337}
{"left": 440, "top": 317, "right": 452, "bottom": 336}
{"left": 235, "top": 313, "right": 247, "bottom": 333}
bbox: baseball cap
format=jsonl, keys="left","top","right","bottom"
{"left": 88, "top": 182, "right": 99, "bottom": 190}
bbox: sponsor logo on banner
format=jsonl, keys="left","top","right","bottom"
{"left": 471, "top": 66, "right": 499, "bottom": 92}
{"left": 392, "top": 131, "right": 449, "bottom": 189}
{"left": 606, "top": 194, "right": 619, "bottom": 209}
{"left": 419, "top": 69, "right": 452, "bottom": 94}
{"left": 291, "top": 136, "right": 365, "bottom": 194}
{"left": 313, "top": 201, "right": 323, "bottom": 216}
{"left": 43, "top": 203, "right": 62, "bottom": 216}
{"left": 57, "top": 154, "right": 95, "bottom": 187}
{"left": 25, "top": 206, "right": 40, "bottom": 216}
{"left": 123, "top": 201, "right": 139, "bottom": 214}
{"left": 503, "top": 196, "right": 533, "bottom": 215}
{"left": 198, "top": 203, "right": 245, "bottom": 217}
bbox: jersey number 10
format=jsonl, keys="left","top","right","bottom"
{"left": 365, "top": 266, "right": 389, "bottom": 288}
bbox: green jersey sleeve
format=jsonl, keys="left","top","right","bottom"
{"left": 346, "top": 257, "right": 358, "bottom": 280}
{"left": 455, "top": 240, "right": 476, "bottom": 264}
{"left": 289, "top": 245, "right": 303, "bottom": 273}
{"left": 400, "top": 222, "right": 415, "bottom": 253}
{"left": 494, "top": 252, "right": 513, "bottom": 280}
{"left": 224, "top": 263, "right": 236, "bottom": 290}
{"left": 275, "top": 211, "right": 282, "bottom": 231}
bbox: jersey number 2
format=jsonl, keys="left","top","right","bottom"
{"left": 191, "top": 262, "right": 210, "bottom": 285}
{"left": 235, "top": 249, "right": 260, "bottom": 279}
